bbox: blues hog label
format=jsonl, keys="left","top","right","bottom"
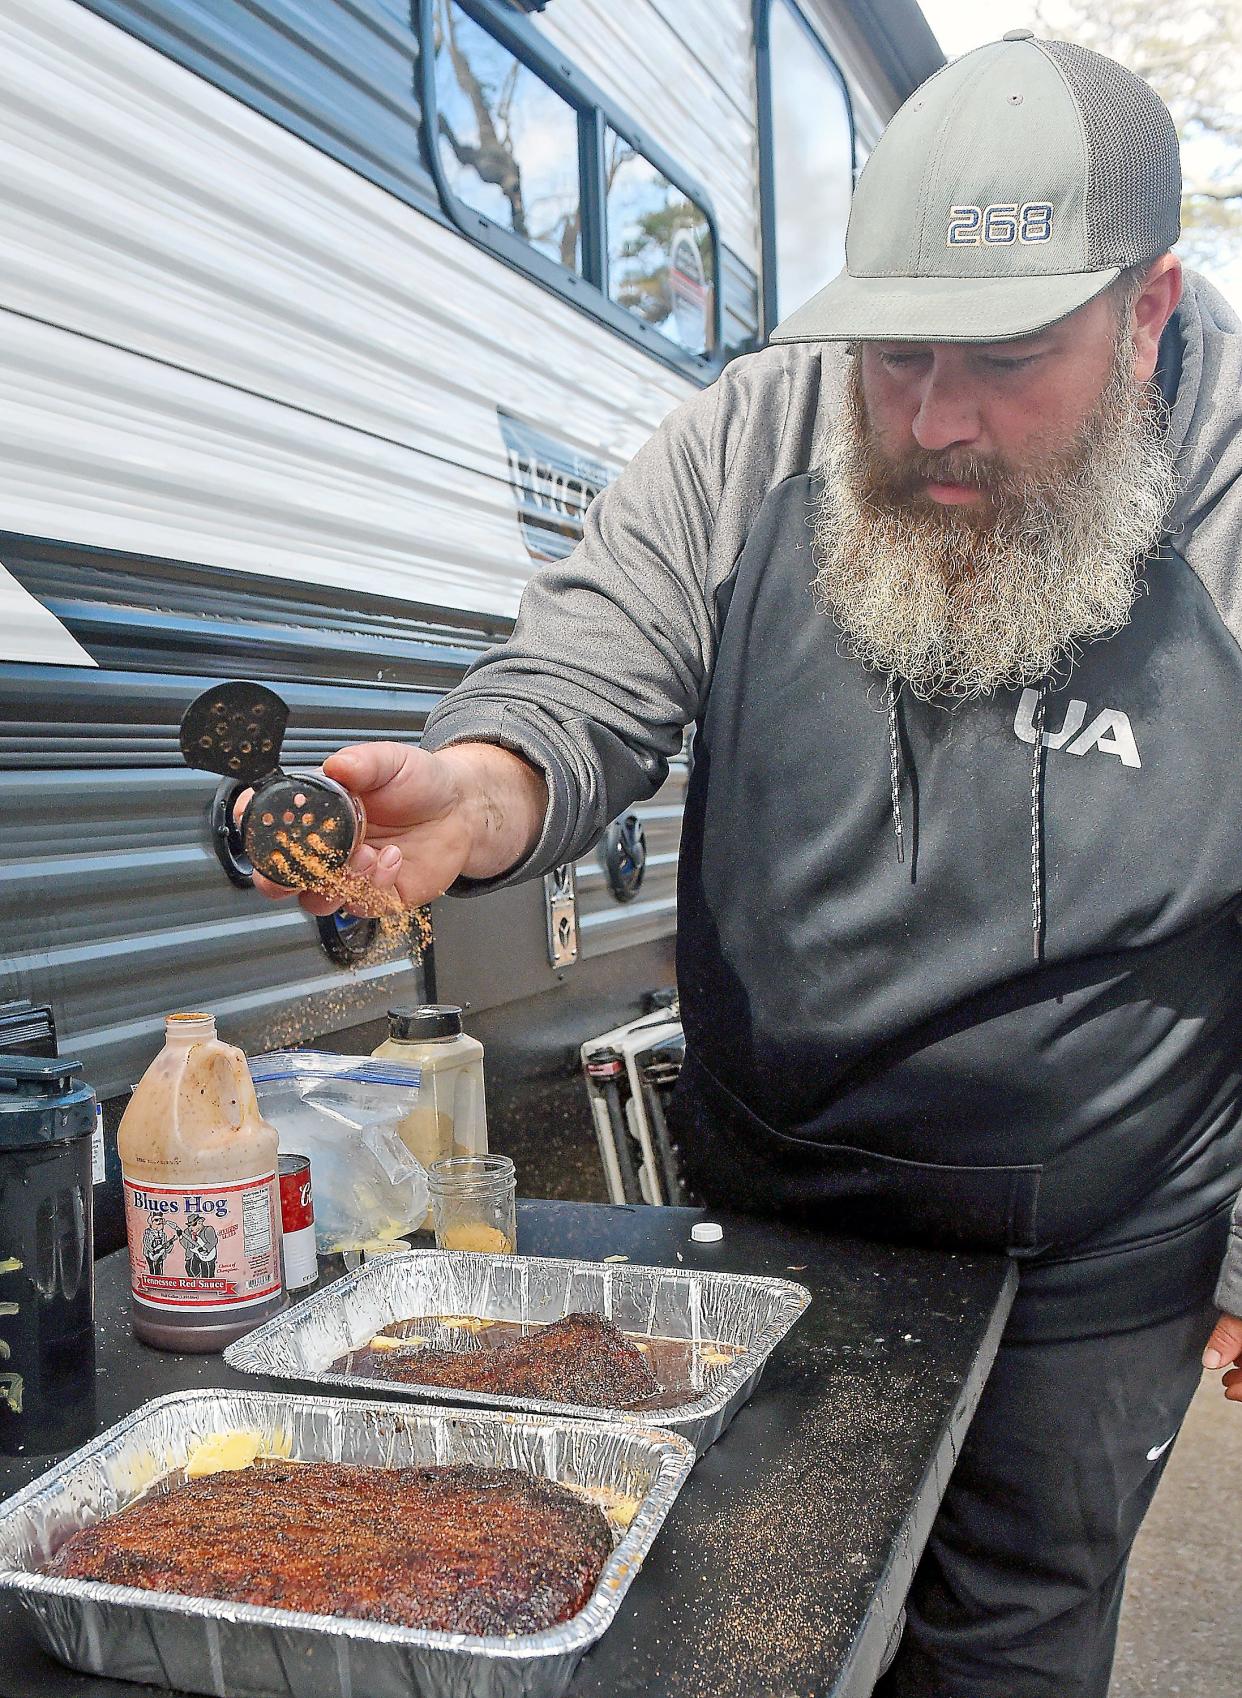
{"left": 124, "top": 1172, "right": 282, "bottom": 1311}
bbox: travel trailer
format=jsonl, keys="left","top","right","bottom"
{"left": 0, "top": 0, "right": 942, "bottom": 1232}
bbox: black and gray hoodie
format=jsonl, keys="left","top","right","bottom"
{"left": 423, "top": 273, "right": 1242, "bottom": 1341}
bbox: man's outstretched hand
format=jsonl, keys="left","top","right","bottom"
{"left": 246, "top": 740, "right": 548, "bottom": 916}
{"left": 1202, "top": 1312, "right": 1242, "bottom": 1402}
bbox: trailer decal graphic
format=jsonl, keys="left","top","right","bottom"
{"left": 498, "top": 410, "right": 614, "bottom": 563}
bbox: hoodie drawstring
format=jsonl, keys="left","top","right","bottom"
{"left": 1028, "top": 682, "right": 1047, "bottom": 962}
{"left": 886, "top": 672, "right": 905, "bottom": 865}
{"left": 886, "top": 672, "right": 1048, "bottom": 961}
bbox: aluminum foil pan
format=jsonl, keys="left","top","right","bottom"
{"left": 0, "top": 1387, "right": 693, "bottom": 1698}
{"left": 225, "top": 1250, "right": 811, "bottom": 1453}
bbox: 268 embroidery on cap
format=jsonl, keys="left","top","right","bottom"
{"left": 947, "top": 203, "right": 1054, "bottom": 246}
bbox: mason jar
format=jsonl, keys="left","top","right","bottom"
{"left": 427, "top": 1154, "right": 516, "bottom": 1255}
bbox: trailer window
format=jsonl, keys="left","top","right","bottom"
{"left": 430, "top": 0, "right": 582, "bottom": 271}
{"left": 420, "top": 0, "right": 722, "bottom": 379}
{"left": 758, "top": 0, "right": 855, "bottom": 331}
{"left": 604, "top": 130, "right": 715, "bottom": 356}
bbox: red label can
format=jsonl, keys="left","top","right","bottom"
{"left": 278, "top": 1153, "right": 318, "bottom": 1290}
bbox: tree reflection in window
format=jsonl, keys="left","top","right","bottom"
{"left": 432, "top": 0, "right": 582, "bottom": 272}
{"left": 605, "top": 129, "right": 715, "bottom": 355}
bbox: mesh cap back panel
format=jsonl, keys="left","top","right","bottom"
{"left": 1039, "top": 39, "right": 1181, "bottom": 267}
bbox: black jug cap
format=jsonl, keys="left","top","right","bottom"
{"left": 0, "top": 1057, "right": 96, "bottom": 1150}
{"left": 387, "top": 1005, "right": 464, "bottom": 1041}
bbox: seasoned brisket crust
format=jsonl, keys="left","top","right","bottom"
{"left": 370, "top": 1312, "right": 660, "bottom": 1408}
{"left": 48, "top": 1461, "right": 613, "bottom": 1635}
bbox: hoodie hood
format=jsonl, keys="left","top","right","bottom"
{"left": 1164, "top": 271, "right": 1242, "bottom": 640}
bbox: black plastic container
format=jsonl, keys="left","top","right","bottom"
{"left": 0, "top": 1057, "right": 97, "bottom": 1455}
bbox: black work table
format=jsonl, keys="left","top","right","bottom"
{"left": 0, "top": 1200, "right": 1015, "bottom": 1698}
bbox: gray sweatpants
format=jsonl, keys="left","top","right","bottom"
{"left": 875, "top": 1301, "right": 1215, "bottom": 1698}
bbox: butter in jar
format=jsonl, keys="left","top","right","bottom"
{"left": 428, "top": 1155, "right": 516, "bottom": 1255}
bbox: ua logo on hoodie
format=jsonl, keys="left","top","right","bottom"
{"left": 1014, "top": 689, "right": 1142, "bottom": 768}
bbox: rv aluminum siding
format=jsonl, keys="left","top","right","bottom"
{"left": 0, "top": 0, "right": 746, "bottom": 1095}
{"left": 0, "top": 0, "right": 936, "bottom": 1101}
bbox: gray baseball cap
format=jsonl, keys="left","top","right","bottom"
{"left": 771, "top": 30, "right": 1180, "bottom": 345}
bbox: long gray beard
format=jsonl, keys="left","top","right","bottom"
{"left": 810, "top": 345, "right": 1178, "bottom": 701}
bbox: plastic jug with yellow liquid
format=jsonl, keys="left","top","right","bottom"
{"left": 372, "top": 1005, "right": 488, "bottom": 1231}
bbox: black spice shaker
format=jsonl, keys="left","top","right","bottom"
{"left": 178, "top": 681, "right": 364, "bottom": 889}
{"left": 0, "top": 1057, "right": 97, "bottom": 1455}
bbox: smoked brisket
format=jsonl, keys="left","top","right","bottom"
{"left": 48, "top": 1461, "right": 613, "bottom": 1635}
{"left": 367, "top": 1311, "right": 660, "bottom": 1408}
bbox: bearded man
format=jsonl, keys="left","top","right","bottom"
{"left": 250, "top": 33, "right": 1242, "bottom": 1697}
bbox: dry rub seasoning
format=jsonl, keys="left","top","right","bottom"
{"left": 265, "top": 823, "right": 433, "bottom": 965}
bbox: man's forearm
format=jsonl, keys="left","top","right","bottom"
{"left": 435, "top": 741, "right": 549, "bottom": 882}
{"left": 420, "top": 345, "right": 836, "bottom": 893}
{"left": 420, "top": 357, "right": 743, "bottom": 889}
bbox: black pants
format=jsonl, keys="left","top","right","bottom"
{"left": 874, "top": 1301, "right": 1214, "bottom": 1697}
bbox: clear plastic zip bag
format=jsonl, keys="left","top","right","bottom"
{"left": 249, "top": 1053, "right": 429, "bottom": 1259}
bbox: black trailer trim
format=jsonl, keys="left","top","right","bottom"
{"left": 849, "top": 0, "right": 945, "bottom": 103}
{"left": 0, "top": 532, "right": 506, "bottom": 688}
{"left": 0, "top": 533, "right": 510, "bottom": 768}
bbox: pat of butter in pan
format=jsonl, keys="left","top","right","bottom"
{"left": 185, "top": 1429, "right": 293, "bottom": 1478}
{"left": 563, "top": 1481, "right": 644, "bottom": 1531}
{"left": 365, "top": 1315, "right": 488, "bottom": 1350}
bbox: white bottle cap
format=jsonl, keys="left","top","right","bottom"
{"left": 691, "top": 1221, "right": 723, "bottom": 1243}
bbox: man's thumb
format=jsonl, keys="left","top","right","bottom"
{"left": 1202, "top": 1312, "right": 1242, "bottom": 1370}
{"left": 322, "top": 742, "right": 410, "bottom": 798}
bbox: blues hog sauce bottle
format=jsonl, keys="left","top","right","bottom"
{"left": 118, "top": 1013, "right": 286, "bottom": 1351}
